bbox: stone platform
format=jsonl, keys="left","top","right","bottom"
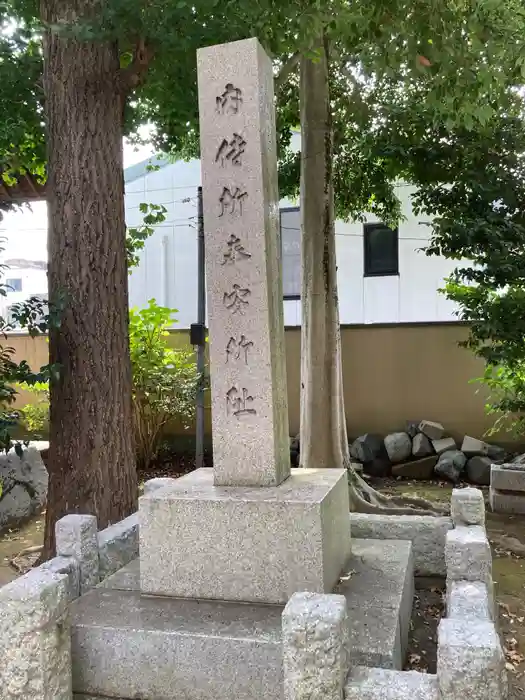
{"left": 70, "top": 538, "right": 414, "bottom": 700}
{"left": 490, "top": 463, "right": 525, "bottom": 514}
{"left": 140, "top": 467, "right": 351, "bottom": 603}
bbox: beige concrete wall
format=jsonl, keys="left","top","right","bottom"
{"left": 6, "top": 324, "right": 504, "bottom": 442}
{"left": 285, "top": 324, "right": 496, "bottom": 441}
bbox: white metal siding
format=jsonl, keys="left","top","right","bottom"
{"left": 126, "top": 166, "right": 466, "bottom": 328}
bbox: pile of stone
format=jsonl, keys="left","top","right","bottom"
{"left": 344, "top": 421, "right": 507, "bottom": 485}
{"left": 490, "top": 459, "right": 525, "bottom": 514}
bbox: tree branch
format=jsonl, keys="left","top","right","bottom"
{"left": 119, "top": 38, "right": 154, "bottom": 94}
{"left": 275, "top": 52, "right": 301, "bottom": 92}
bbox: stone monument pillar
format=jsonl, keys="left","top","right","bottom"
{"left": 198, "top": 38, "right": 290, "bottom": 487}
{"left": 139, "top": 38, "right": 351, "bottom": 605}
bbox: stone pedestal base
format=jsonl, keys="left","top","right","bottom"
{"left": 139, "top": 468, "right": 351, "bottom": 604}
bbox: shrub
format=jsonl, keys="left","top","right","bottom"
{"left": 130, "top": 300, "right": 200, "bottom": 470}
{"left": 17, "top": 381, "right": 50, "bottom": 438}
{"left": 477, "top": 362, "right": 525, "bottom": 437}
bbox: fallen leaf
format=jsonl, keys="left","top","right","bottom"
{"left": 338, "top": 569, "right": 356, "bottom": 583}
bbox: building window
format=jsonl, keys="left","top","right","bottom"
{"left": 363, "top": 223, "right": 399, "bottom": 277}
{"left": 280, "top": 207, "right": 301, "bottom": 299}
{"left": 6, "top": 278, "right": 22, "bottom": 292}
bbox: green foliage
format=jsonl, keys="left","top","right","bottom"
{"left": 395, "top": 103, "right": 525, "bottom": 434}
{"left": 127, "top": 203, "right": 167, "bottom": 270}
{"left": 17, "top": 380, "right": 49, "bottom": 437}
{"left": 477, "top": 362, "right": 525, "bottom": 437}
{"left": 129, "top": 300, "right": 200, "bottom": 469}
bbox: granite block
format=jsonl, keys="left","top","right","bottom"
{"left": 97, "top": 559, "right": 139, "bottom": 591}
{"left": 461, "top": 435, "right": 490, "bottom": 457}
{"left": 451, "top": 487, "right": 485, "bottom": 527}
{"left": 490, "top": 486, "right": 525, "bottom": 514}
{"left": 283, "top": 592, "right": 349, "bottom": 700}
{"left": 41, "top": 555, "right": 81, "bottom": 602}
{"left": 350, "top": 512, "right": 452, "bottom": 576}
{"left": 491, "top": 464, "right": 525, "bottom": 493}
{"left": 97, "top": 513, "right": 138, "bottom": 581}
{"left": 143, "top": 477, "right": 177, "bottom": 494}
{"left": 432, "top": 437, "right": 457, "bottom": 456}
{"left": 437, "top": 618, "right": 507, "bottom": 700}
{"left": 345, "top": 667, "right": 439, "bottom": 700}
{"left": 56, "top": 514, "right": 99, "bottom": 593}
{"left": 445, "top": 526, "right": 491, "bottom": 583}
{"left": 336, "top": 539, "right": 414, "bottom": 661}
{"left": 418, "top": 420, "right": 444, "bottom": 440}
{"left": 0, "top": 568, "right": 72, "bottom": 700}
{"left": 71, "top": 538, "right": 415, "bottom": 700}
{"left": 139, "top": 467, "right": 351, "bottom": 603}
{"left": 446, "top": 580, "right": 492, "bottom": 621}
{"left": 348, "top": 604, "right": 402, "bottom": 669}
{"left": 197, "top": 38, "right": 289, "bottom": 487}
{"left": 70, "top": 587, "right": 283, "bottom": 700}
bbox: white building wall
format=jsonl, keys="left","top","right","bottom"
{"left": 127, "top": 162, "right": 463, "bottom": 328}
{"left": 126, "top": 158, "right": 201, "bottom": 328}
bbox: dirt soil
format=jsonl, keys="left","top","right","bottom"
{"left": 1, "top": 468, "right": 524, "bottom": 696}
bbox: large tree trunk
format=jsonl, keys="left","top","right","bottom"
{"left": 41, "top": 0, "right": 137, "bottom": 558}
{"left": 299, "top": 38, "right": 350, "bottom": 471}
{"left": 298, "top": 40, "right": 444, "bottom": 516}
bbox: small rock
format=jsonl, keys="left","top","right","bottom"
{"left": 434, "top": 450, "right": 467, "bottom": 483}
{"left": 412, "top": 433, "right": 433, "bottom": 458}
{"left": 406, "top": 420, "right": 421, "bottom": 439}
{"left": 466, "top": 455, "right": 492, "bottom": 486}
{"left": 349, "top": 434, "right": 383, "bottom": 464}
{"left": 432, "top": 437, "right": 457, "bottom": 455}
{"left": 418, "top": 420, "right": 444, "bottom": 441}
{"left": 384, "top": 432, "right": 412, "bottom": 464}
{"left": 362, "top": 457, "right": 391, "bottom": 478}
{"left": 0, "top": 484, "right": 33, "bottom": 529}
{"left": 486, "top": 444, "right": 506, "bottom": 462}
{"left": 461, "top": 435, "right": 489, "bottom": 457}
{"left": 392, "top": 455, "right": 438, "bottom": 480}
{"left": 0, "top": 446, "right": 48, "bottom": 532}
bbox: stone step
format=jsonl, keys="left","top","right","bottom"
{"left": 70, "top": 538, "right": 414, "bottom": 700}
{"left": 335, "top": 538, "right": 414, "bottom": 669}
{"left": 71, "top": 587, "right": 283, "bottom": 700}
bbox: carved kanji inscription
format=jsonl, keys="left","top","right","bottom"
{"left": 226, "top": 386, "right": 256, "bottom": 417}
{"left": 216, "top": 83, "right": 243, "bottom": 115}
{"left": 226, "top": 335, "right": 253, "bottom": 364}
{"left": 215, "top": 133, "right": 246, "bottom": 167}
{"left": 223, "top": 284, "right": 250, "bottom": 314}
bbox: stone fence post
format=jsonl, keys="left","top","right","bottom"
{"left": 0, "top": 568, "right": 72, "bottom": 699}
{"left": 438, "top": 486, "right": 507, "bottom": 700}
{"left": 55, "top": 514, "right": 99, "bottom": 594}
{"left": 282, "top": 592, "right": 349, "bottom": 700}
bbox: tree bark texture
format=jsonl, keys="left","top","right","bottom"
{"left": 41, "top": 0, "right": 137, "bottom": 557}
{"left": 299, "top": 39, "right": 350, "bottom": 470}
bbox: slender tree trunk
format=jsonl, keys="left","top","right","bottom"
{"left": 41, "top": 0, "right": 137, "bottom": 558}
{"left": 299, "top": 38, "right": 350, "bottom": 470}
{"left": 298, "top": 39, "right": 443, "bottom": 516}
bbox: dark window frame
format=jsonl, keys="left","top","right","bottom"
{"left": 280, "top": 206, "right": 301, "bottom": 301}
{"left": 363, "top": 222, "right": 399, "bottom": 278}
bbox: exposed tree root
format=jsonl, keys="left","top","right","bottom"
{"left": 348, "top": 469, "right": 448, "bottom": 516}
